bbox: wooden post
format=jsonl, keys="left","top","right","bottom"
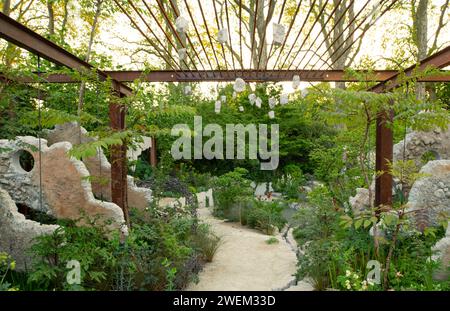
{"left": 375, "top": 109, "right": 394, "bottom": 209}
{"left": 109, "top": 85, "right": 129, "bottom": 226}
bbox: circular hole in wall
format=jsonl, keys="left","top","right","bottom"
{"left": 421, "top": 150, "right": 440, "bottom": 165}
{"left": 18, "top": 150, "right": 35, "bottom": 172}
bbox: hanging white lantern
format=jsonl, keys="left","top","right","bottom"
{"left": 255, "top": 97, "right": 262, "bottom": 108}
{"left": 221, "top": 95, "right": 227, "bottom": 103}
{"left": 218, "top": 28, "right": 228, "bottom": 44}
{"left": 239, "top": 106, "right": 244, "bottom": 112}
{"left": 280, "top": 94, "right": 289, "bottom": 105}
{"left": 184, "top": 85, "right": 192, "bottom": 95}
{"left": 269, "top": 97, "right": 278, "bottom": 109}
{"left": 248, "top": 93, "right": 256, "bottom": 105}
{"left": 233, "top": 78, "right": 246, "bottom": 93}
{"left": 273, "top": 23, "right": 286, "bottom": 45}
{"left": 178, "top": 48, "right": 187, "bottom": 61}
{"left": 175, "top": 16, "right": 189, "bottom": 33}
{"left": 215, "top": 100, "right": 221, "bottom": 113}
{"left": 301, "top": 88, "right": 309, "bottom": 98}
{"left": 268, "top": 110, "right": 275, "bottom": 119}
{"left": 292, "top": 75, "right": 300, "bottom": 89}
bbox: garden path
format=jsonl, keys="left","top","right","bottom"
{"left": 187, "top": 207, "right": 311, "bottom": 291}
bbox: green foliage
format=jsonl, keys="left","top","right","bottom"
{"left": 28, "top": 220, "right": 118, "bottom": 291}
{"left": 246, "top": 200, "right": 286, "bottom": 235}
{"left": 272, "top": 164, "right": 306, "bottom": 199}
{"left": 0, "top": 252, "right": 18, "bottom": 291}
{"left": 212, "top": 167, "right": 253, "bottom": 219}
{"left": 265, "top": 237, "right": 279, "bottom": 245}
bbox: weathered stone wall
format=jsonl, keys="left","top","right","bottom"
{"left": 393, "top": 128, "right": 450, "bottom": 164}
{"left": 45, "top": 122, "right": 152, "bottom": 210}
{"left": 0, "top": 136, "right": 127, "bottom": 234}
{"left": 407, "top": 160, "right": 450, "bottom": 230}
{"left": 0, "top": 188, "right": 58, "bottom": 271}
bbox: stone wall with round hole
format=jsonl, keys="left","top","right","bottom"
{"left": 11, "top": 149, "right": 35, "bottom": 173}
{"left": 421, "top": 150, "right": 441, "bottom": 165}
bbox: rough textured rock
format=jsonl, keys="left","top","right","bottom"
{"left": 349, "top": 128, "right": 450, "bottom": 213}
{"left": 349, "top": 188, "right": 371, "bottom": 214}
{"left": 393, "top": 128, "right": 450, "bottom": 165}
{"left": 45, "top": 122, "right": 152, "bottom": 210}
{"left": 0, "top": 188, "right": 58, "bottom": 270}
{"left": 432, "top": 223, "right": 450, "bottom": 281}
{"left": 407, "top": 160, "right": 450, "bottom": 230}
{"left": 0, "top": 136, "right": 127, "bottom": 234}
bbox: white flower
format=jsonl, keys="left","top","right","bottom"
{"left": 220, "top": 95, "right": 227, "bottom": 103}
{"left": 178, "top": 48, "right": 187, "bottom": 61}
{"left": 175, "top": 16, "right": 189, "bottom": 33}
{"left": 280, "top": 94, "right": 289, "bottom": 105}
{"left": 269, "top": 97, "right": 278, "bottom": 109}
{"left": 248, "top": 93, "right": 256, "bottom": 104}
{"left": 214, "top": 100, "right": 221, "bottom": 114}
{"left": 234, "top": 78, "right": 246, "bottom": 93}
{"left": 292, "top": 75, "right": 300, "bottom": 89}
{"left": 255, "top": 97, "right": 262, "bottom": 108}
{"left": 152, "top": 102, "right": 159, "bottom": 107}
{"left": 345, "top": 270, "right": 351, "bottom": 277}
{"left": 268, "top": 110, "right": 275, "bottom": 119}
{"left": 239, "top": 105, "right": 244, "bottom": 112}
{"left": 218, "top": 28, "right": 228, "bottom": 44}
{"left": 184, "top": 85, "right": 192, "bottom": 95}
{"left": 232, "top": 91, "right": 237, "bottom": 98}
{"left": 273, "top": 23, "right": 286, "bottom": 45}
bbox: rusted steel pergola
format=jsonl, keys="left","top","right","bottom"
{"left": 1, "top": 0, "right": 450, "bottom": 216}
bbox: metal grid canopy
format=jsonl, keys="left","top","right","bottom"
{"left": 1, "top": 1, "right": 450, "bottom": 215}
{"left": 112, "top": 0, "right": 399, "bottom": 80}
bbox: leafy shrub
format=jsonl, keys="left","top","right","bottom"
{"left": 191, "top": 224, "right": 222, "bottom": 262}
{"left": 246, "top": 200, "right": 286, "bottom": 235}
{"left": 212, "top": 167, "right": 253, "bottom": 220}
{"left": 28, "top": 220, "right": 120, "bottom": 291}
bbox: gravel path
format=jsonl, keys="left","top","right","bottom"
{"left": 187, "top": 207, "right": 304, "bottom": 291}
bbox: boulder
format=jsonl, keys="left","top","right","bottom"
{"left": 431, "top": 224, "right": 450, "bottom": 281}
{"left": 407, "top": 160, "right": 450, "bottom": 230}
{"left": 393, "top": 128, "right": 450, "bottom": 166}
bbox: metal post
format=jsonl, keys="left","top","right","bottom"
{"left": 150, "top": 136, "right": 157, "bottom": 168}
{"left": 109, "top": 86, "right": 129, "bottom": 226}
{"left": 375, "top": 109, "right": 394, "bottom": 209}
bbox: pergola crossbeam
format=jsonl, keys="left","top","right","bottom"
{"left": 4, "top": 70, "right": 448, "bottom": 83}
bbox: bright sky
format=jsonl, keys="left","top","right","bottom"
{"left": 10, "top": 0, "right": 448, "bottom": 98}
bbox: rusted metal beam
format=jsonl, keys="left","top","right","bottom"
{"left": 0, "top": 12, "right": 132, "bottom": 97}
{"left": 370, "top": 45, "right": 450, "bottom": 93}
{"left": 109, "top": 91, "right": 129, "bottom": 226}
{"left": 6, "top": 70, "right": 449, "bottom": 83}
{"left": 375, "top": 109, "right": 394, "bottom": 208}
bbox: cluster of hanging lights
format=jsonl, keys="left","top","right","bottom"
{"left": 174, "top": 13, "right": 308, "bottom": 119}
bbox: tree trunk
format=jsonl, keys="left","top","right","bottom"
{"left": 77, "top": 0, "right": 103, "bottom": 142}
{"left": 47, "top": 0, "right": 55, "bottom": 36}
{"left": 414, "top": 0, "right": 428, "bottom": 100}
{"left": 2, "top": 0, "right": 11, "bottom": 15}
